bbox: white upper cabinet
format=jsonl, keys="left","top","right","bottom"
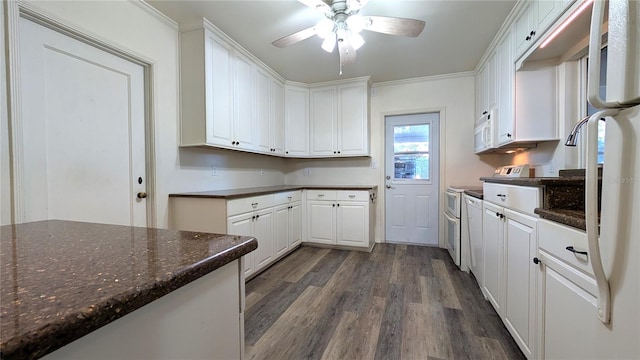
{"left": 497, "top": 32, "right": 515, "bottom": 146}
{"left": 309, "top": 79, "right": 370, "bottom": 157}
{"left": 285, "top": 84, "right": 309, "bottom": 156}
{"left": 180, "top": 23, "right": 284, "bottom": 154}
{"left": 476, "top": 51, "right": 498, "bottom": 121}
{"left": 310, "top": 86, "right": 337, "bottom": 156}
{"left": 337, "top": 82, "right": 369, "bottom": 156}
{"left": 270, "top": 80, "right": 285, "bottom": 154}
{"left": 233, "top": 52, "right": 255, "bottom": 150}
{"left": 513, "top": 0, "right": 575, "bottom": 61}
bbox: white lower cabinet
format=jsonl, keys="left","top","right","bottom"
{"left": 228, "top": 208, "right": 274, "bottom": 277}
{"left": 482, "top": 182, "right": 540, "bottom": 359}
{"left": 537, "top": 219, "right": 600, "bottom": 359}
{"left": 274, "top": 199, "right": 301, "bottom": 257}
{"left": 305, "top": 190, "right": 374, "bottom": 250}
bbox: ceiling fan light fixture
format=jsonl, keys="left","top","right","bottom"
{"left": 350, "top": 32, "right": 365, "bottom": 50}
{"left": 321, "top": 35, "right": 337, "bottom": 52}
{"left": 316, "top": 18, "right": 335, "bottom": 39}
{"left": 346, "top": 14, "right": 366, "bottom": 33}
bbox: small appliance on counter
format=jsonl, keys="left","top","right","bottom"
{"left": 444, "top": 185, "right": 482, "bottom": 271}
{"left": 493, "top": 164, "right": 534, "bottom": 177}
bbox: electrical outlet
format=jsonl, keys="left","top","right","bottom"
{"left": 260, "top": 169, "right": 265, "bottom": 176}
{"left": 303, "top": 168, "right": 311, "bottom": 176}
{"left": 211, "top": 166, "right": 218, "bottom": 176}
{"left": 370, "top": 161, "right": 378, "bottom": 169}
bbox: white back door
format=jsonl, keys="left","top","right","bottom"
{"left": 384, "top": 113, "right": 440, "bottom": 245}
{"left": 18, "top": 18, "right": 147, "bottom": 226}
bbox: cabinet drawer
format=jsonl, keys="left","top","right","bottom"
{"left": 337, "top": 190, "right": 369, "bottom": 202}
{"left": 227, "top": 194, "right": 274, "bottom": 216}
{"left": 306, "top": 190, "right": 337, "bottom": 201}
{"left": 538, "top": 219, "right": 593, "bottom": 277}
{"left": 274, "top": 190, "right": 301, "bottom": 204}
{"left": 483, "top": 183, "right": 541, "bottom": 215}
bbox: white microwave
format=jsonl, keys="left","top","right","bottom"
{"left": 474, "top": 109, "right": 495, "bottom": 154}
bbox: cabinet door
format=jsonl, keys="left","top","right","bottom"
{"left": 310, "top": 86, "right": 337, "bottom": 156}
{"left": 274, "top": 204, "right": 289, "bottom": 257}
{"left": 255, "top": 67, "right": 271, "bottom": 153}
{"left": 542, "top": 264, "right": 599, "bottom": 359}
{"left": 233, "top": 52, "right": 254, "bottom": 150}
{"left": 513, "top": 2, "right": 536, "bottom": 59}
{"left": 476, "top": 63, "right": 488, "bottom": 120}
{"left": 482, "top": 201, "right": 504, "bottom": 315}
{"left": 285, "top": 85, "right": 309, "bottom": 156}
{"left": 270, "top": 79, "right": 285, "bottom": 154}
{"left": 486, "top": 51, "right": 498, "bottom": 112}
{"left": 536, "top": 0, "right": 573, "bottom": 37}
{"left": 254, "top": 209, "right": 274, "bottom": 271}
{"left": 307, "top": 200, "right": 336, "bottom": 244}
{"left": 205, "top": 33, "right": 233, "bottom": 146}
{"left": 503, "top": 209, "right": 537, "bottom": 358}
{"left": 336, "top": 201, "right": 368, "bottom": 247}
{"left": 288, "top": 202, "right": 302, "bottom": 247}
{"left": 337, "top": 83, "right": 369, "bottom": 156}
{"left": 227, "top": 213, "right": 255, "bottom": 278}
{"left": 497, "top": 32, "right": 515, "bottom": 146}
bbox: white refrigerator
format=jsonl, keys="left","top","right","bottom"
{"left": 581, "top": 0, "right": 640, "bottom": 357}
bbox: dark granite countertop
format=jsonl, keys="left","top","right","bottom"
{"left": 480, "top": 176, "right": 587, "bottom": 187}
{"left": 464, "top": 189, "right": 484, "bottom": 199}
{"left": 534, "top": 208, "right": 587, "bottom": 230}
{"left": 169, "top": 185, "right": 378, "bottom": 199}
{"left": 0, "top": 220, "right": 257, "bottom": 360}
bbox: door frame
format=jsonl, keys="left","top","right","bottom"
{"left": 4, "top": 2, "right": 157, "bottom": 226}
{"left": 381, "top": 107, "right": 447, "bottom": 247}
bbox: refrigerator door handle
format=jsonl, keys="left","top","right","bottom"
{"left": 588, "top": 0, "right": 622, "bottom": 109}
{"left": 586, "top": 110, "right": 618, "bottom": 324}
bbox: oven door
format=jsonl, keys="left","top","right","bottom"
{"left": 444, "top": 211, "right": 461, "bottom": 267}
{"left": 445, "top": 190, "right": 461, "bottom": 218}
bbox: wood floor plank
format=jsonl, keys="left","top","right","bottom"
{"left": 374, "top": 283, "right": 404, "bottom": 360}
{"left": 319, "top": 311, "right": 359, "bottom": 360}
{"left": 345, "top": 296, "right": 386, "bottom": 359}
{"left": 420, "top": 276, "right": 455, "bottom": 359}
{"left": 443, "top": 306, "right": 481, "bottom": 359}
{"left": 400, "top": 302, "right": 431, "bottom": 360}
{"left": 432, "top": 259, "right": 463, "bottom": 309}
{"left": 476, "top": 336, "right": 509, "bottom": 360}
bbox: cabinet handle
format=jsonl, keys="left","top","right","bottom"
{"left": 496, "top": 194, "right": 506, "bottom": 199}
{"left": 251, "top": 202, "right": 258, "bottom": 208}
{"left": 349, "top": 195, "right": 356, "bottom": 198}
{"left": 317, "top": 194, "right": 324, "bottom": 197}
{"left": 482, "top": 111, "right": 488, "bottom": 115}
{"left": 533, "top": 257, "right": 541, "bottom": 265}
{"left": 287, "top": 196, "right": 292, "bottom": 200}
{"left": 566, "top": 246, "right": 588, "bottom": 256}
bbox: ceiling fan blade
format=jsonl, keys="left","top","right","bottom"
{"left": 272, "top": 26, "right": 317, "bottom": 48}
{"left": 338, "top": 39, "right": 357, "bottom": 66}
{"left": 298, "top": 0, "right": 331, "bottom": 13}
{"left": 364, "top": 16, "right": 426, "bottom": 37}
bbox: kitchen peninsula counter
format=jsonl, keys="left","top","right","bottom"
{"left": 0, "top": 220, "right": 257, "bottom": 360}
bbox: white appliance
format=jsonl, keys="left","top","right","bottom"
{"left": 473, "top": 109, "right": 495, "bottom": 154}
{"left": 560, "top": 0, "right": 639, "bottom": 356}
{"left": 464, "top": 194, "right": 483, "bottom": 287}
{"left": 445, "top": 186, "right": 480, "bottom": 271}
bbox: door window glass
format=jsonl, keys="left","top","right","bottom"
{"left": 393, "top": 124, "right": 430, "bottom": 180}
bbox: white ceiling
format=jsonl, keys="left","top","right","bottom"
{"left": 147, "top": 0, "right": 517, "bottom": 83}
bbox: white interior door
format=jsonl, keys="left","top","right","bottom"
{"left": 385, "top": 113, "right": 440, "bottom": 245}
{"left": 18, "top": 17, "right": 147, "bottom": 226}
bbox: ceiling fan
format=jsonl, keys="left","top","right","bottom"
{"left": 272, "top": 0, "right": 426, "bottom": 73}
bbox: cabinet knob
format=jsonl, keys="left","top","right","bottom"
{"left": 256, "top": 214, "right": 260, "bottom": 219}
{"left": 533, "top": 257, "right": 540, "bottom": 265}
{"left": 482, "top": 111, "right": 488, "bottom": 115}
{"left": 507, "top": 133, "right": 512, "bottom": 138}
{"left": 137, "top": 192, "right": 147, "bottom": 199}
{"left": 525, "top": 35, "right": 531, "bottom": 41}
{"left": 530, "top": 30, "right": 536, "bottom": 36}
{"left": 286, "top": 151, "right": 289, "bottom": 154}
{"left": 337, "top": 151, "right": 341, "bottom": 154}
{"left": 337, "top": 203, "right": 340, "bottom": 207}
{"left": 332, "top": 204, "right": 335, "bottom": 207}
{"left": 333, "top": 151, "right": 337, "bottom": 154}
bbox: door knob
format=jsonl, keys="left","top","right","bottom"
{"left": 137, "top": 192, "right": 147, "bottom": 199}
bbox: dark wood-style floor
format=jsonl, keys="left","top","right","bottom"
{"left": 245, "top": 244, "right": 525, "bottom": 360}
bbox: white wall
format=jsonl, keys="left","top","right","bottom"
{"left": 1, "top": 1, "right": 10, "bottom": 225}
{"left": 286, "top": 74, "right": 506, "bottom": 244}
{"left": 1, "top": 1, "right": 286, "bottom": 227}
